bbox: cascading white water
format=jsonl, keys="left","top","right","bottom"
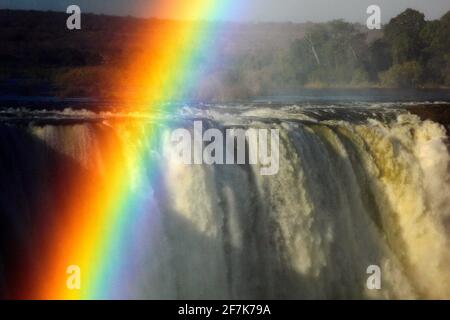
{"left": 1, "top": 104, "right": 449, "bottom": 299}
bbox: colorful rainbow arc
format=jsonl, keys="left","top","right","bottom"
{"left": 32, "top": 1, "right": 236, "bottom": 299}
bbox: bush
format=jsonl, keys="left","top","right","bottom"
{"left": 379, "top": 61, "right": 423, "bottom": 88}
{"left": 351, "top": 68, "right": 370, "bottom": 86}
{"left": 54, "top": 66, "right": 121, "bottom": 98}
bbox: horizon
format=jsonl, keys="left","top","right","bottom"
{"left": 0, "top": 0, "right": 450, "bottom": 23}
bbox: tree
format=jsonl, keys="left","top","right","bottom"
{"left": 290, "top": 20, "right": 369, "bottom": 85}
{"left": 384, "top": 9, "right": 426, "bottom": 64}
{"left": 379, "top": 61, "right": 423, "bottom": 88}
{"left": 367, "top": 39, "right": 392, "bottom": 81}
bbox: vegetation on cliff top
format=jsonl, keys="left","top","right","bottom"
{"left": 0, "top": 9, "right": 449, "bottom": 101}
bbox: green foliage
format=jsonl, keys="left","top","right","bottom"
{"left": 289, "top": 20, "right": 371, "bottom": 86}
{"left": 444, "top": 55, "right": 450, "bottom": 86}
{"left": 288, "top": 8, "right": 450, "bottom": 90}
{"left": 384, "top": 9, "right": 426, "bottom": 65}
{"left": 1, "top": 8, "right": 450, "bottom": 101}
{"left": 351, "top": 68, "right": 370, "bottom": 86}
{"left": 367, "top": 39, "right": 392, "bottom": 80}
{"left": 379, "top": 61, "right": 423, "bottom": 88}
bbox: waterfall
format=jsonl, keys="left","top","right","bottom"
{"left": 0, "top": 105, "right": 449, "bottom": 299}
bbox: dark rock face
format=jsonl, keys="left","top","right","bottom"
{"left": 408, "top": 104, "right": 450, "bottom": 134}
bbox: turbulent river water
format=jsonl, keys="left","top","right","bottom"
{"left": 1, "top": 102, "right": 450, "bottom": 299}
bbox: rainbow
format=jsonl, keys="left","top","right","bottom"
{"left": 31, "top": 1, "right": 238, "bottom": 299}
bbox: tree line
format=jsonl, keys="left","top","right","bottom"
{"left": 0, "top": 9, "right": 449, "bottom": 101}
{"left": 231, "top": 8, "right": 450, "bottom": 94}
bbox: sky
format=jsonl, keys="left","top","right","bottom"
{"left": 0, "top": 0, "right": 449, "bottom": 23}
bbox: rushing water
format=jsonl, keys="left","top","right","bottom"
{"left": 0, "top": 102, "right": 450, "bottom": 299}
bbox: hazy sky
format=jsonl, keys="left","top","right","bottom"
{"left": 0, "top": 0, "right": 449, "bottom": 22}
